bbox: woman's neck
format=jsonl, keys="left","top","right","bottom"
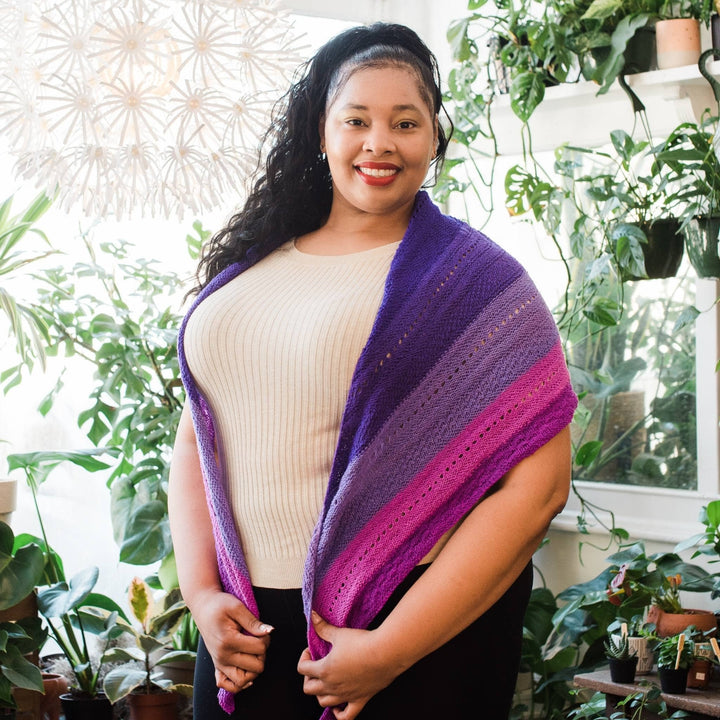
{"left": 295, "top": 200, "right": 413, "bottom": 256}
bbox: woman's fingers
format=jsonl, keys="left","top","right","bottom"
{"left": 216, "top": 668, "right": 256, "bottom": 692}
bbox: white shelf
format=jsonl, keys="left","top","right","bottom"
{"left": 492, "top": 60, "right": 720, "bottom": 155}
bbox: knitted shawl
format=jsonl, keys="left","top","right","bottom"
{"left": 177, "top": 191, "right": 577, "bottom": 716}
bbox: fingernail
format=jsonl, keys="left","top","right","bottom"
{"left": 260, "top": 623, "right": 274, "bottom": 633}
{"left": 242, "top": 681, "right": 253, "bottom": 691}
{"left": 311, "top": 610, "right": 320, "bottom": 623}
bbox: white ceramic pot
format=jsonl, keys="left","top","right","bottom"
{"left": 656, "top": 18, "right": 701, "bottom": 69}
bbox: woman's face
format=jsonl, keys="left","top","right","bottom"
{"left": 320, "top": 64, "right": 438, "bottom": 223}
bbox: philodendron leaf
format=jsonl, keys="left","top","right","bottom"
{"left": 0, "top": 644, "right": 44, "bottom": 691}
{"left": 37, "top": 566, "right": 99, "bottom": 617}
{"left": 581, "top": 0, "right": 622, "bottom": 21}
{"left": 575, "top": 441, "right": 603, "bottom": 467}
{"left": 0, "top": 525, "right": 44, "bottom": 611}
{"left": 103, "top": 666, "right": 147, "bottom": 703}
{"left": 510, "top": 70, "right": 545, "bottom": 123}
{"left": 119, "top": 501, "right": 172, "bottom": 565}
{"left": 102, "top": 646, "right": 145, "bottom": 664}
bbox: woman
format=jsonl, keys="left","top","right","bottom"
{"left": 169, "top": 22, "right": 577, "bottom": 720}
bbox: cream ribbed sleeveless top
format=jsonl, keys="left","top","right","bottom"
{"left": 184, "top": 239, "right": 398, "bottom": 588}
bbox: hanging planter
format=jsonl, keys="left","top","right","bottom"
{"left": 639, "top": 219, "right": 684, "bottom": 278}
{"left": 656, "top": 18, "right": 701, "bottom": 69}
{"left": 623, "top": 219, "right": 684, "bottom": 280}
{"left": 682, "top": 216, "right": 720, "bottom": 278}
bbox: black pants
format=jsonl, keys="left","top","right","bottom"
{"left": 193, "top": 562, "right": 533, "bottom": 720}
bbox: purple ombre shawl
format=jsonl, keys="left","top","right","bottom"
{"left": 178, "top": 192, "right": 577, "bottom": 716}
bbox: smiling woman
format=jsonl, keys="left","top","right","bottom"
{"left": 169, "top": 21, "right": 576, "bottom": 720}
{"left": 300, "top": 64, "right": 438, "bottom": 253}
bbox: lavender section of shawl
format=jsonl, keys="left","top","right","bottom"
{"left": 314, "top": 271, "right": 558, "bottom": 575}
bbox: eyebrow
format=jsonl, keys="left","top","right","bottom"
{"left": 340, "top": 103, "right": 424, "bottom": 113}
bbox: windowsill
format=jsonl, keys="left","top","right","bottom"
{"left": 492, "top": 60, "right": 720, "bottom": 155}
{"left": 553, "top": 479, "right": 717, "bottom": 543}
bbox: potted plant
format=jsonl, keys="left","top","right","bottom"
{"left": 657, "top": 52, "right": 720, "bottom": 278}
{"left": 6, "top": 450, "right": 128, "bottom": 720}
{"left": 0, "top": 616, "right": 47, "bottom": 719}
{"left": 687, "top": 628, "right": 715, "bottom": 688}
{"left": 0, "top": 523, "right": 47, "bottom": 719}
{"left": 645, "top": 573, "right": 717, "bottom": 637}
{"left": 655, "top": 0, "right": 713, "bottom": 69}
{"left": 604, "top": 631, "right": 639, "bottom": 682}
{"left": 102, "top": 577, "right": 194, "bottom": 720}
{"left": 558, "top": 0, "right": 660, "bottom": 93}
{"left": 608, "top": 616, "right": 656, "bottom": 674}
{"left": 656, "top": 631, "right": 695, "bottom": 693}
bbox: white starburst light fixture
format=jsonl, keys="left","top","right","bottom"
{"left": 0, "top": 0, "right": 305, "bottom": 218}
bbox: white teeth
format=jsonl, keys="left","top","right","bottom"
{"left": 358, "top": 167, "right": 398, "bottom": 177}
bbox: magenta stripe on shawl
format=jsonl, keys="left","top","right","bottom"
{"left": 313, "top": 340, "right": 571, "bottom": 628}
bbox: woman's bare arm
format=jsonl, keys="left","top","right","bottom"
{"left": 168, "top": 403, "right": 272, "bottom": 693}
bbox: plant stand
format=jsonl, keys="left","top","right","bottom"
{"left": 574, "top": 669, "right": 720, "bottom": 719}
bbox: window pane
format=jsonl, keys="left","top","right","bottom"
{"left": 569, "top": 274, "right": 697, "bottom": 490}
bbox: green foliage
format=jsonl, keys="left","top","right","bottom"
{"left": 24, "top": 234, "right": 190, "bottom": 566}
{"left": 102, "top": 578, "right": 194, "bottom": 702}
{"left": 0, "top": 522, "right": 44, "bottom": 611}
{"left": 656, "top": 632, "right": 695, "bottom": 669}
{"left": 0, "top": 192, "right": 55, "bottom": 387}
{"left": 0, "top": 617, "right": 47, "bottom": 709}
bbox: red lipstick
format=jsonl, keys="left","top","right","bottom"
{"left": 355, "top": 162, "right": 400, "bottom": 186}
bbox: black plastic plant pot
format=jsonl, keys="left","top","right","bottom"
{"left": 608, "top": 656, "right": 639, "bottom": 683}
{"left": 592, "top": 26, "right": 656, "bottom": 74}
{"left": 59, "top": 693, "right": 113, "bottom": 720}
{"left": 658, "top": 667, "right": 688, "bottom": 694}
{"left": 683, "top": 216, "right": 720, "bottom": 278}
{"left": 631, "top": 218, "right": 684, "bottom": 280}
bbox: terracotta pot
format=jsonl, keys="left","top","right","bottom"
{"left": 0, "top": 593, "right": 37, "bottom": 624}
{"left": 647, "top": 605, "right": 717, "bottom": 637}
{"left": 128, "top": 692, "right": 178, "bottom": 720}
{"left": 40, "top": 673, "right": 69, "bottom": 720}
{"left": 687, "top": 658, "right": 713, "bottom": 689}
{"left": 656, "top": 18, "right": 701, "bottom": 69}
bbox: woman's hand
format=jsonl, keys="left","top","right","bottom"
{"left": 297, "top": 612, "right": 399, "bottom": 720}
{"left": 192, "top": 588, "right": 273, "bottom": 694}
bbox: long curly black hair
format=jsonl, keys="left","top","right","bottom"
{"left": 194, "top": 22, "right": 453, "bottom": 291}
